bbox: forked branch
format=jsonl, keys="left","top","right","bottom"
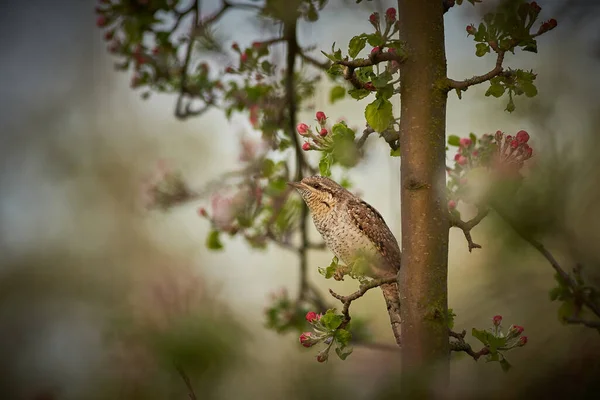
{"left": 449, "top": 207, "right": 489, "bottom": 252}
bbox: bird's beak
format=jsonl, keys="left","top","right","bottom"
{"left": 287, "top": 181, "right": 306, "bottom": 190}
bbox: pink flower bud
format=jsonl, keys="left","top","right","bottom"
{"left": 225, "top": 66, "right": 235, "bottom": 73}
{"left": 448, "top": 200, "right": 457, "bottom": 210}
{"left": 457, "top": 155, "right": 467, "bottom": 165}
{"left": 299, "top": 332, "right": 315, "bottom": 347}
{"left": 506, "top": 135, "right": 513, "bottom": 142}
{"left": 240, "top": 53, "right": 248, "bottom": 63}
{"left": 302, "top": 142, "right": 311, "bottom": 151}
{"left": 316, "top": 111, "right": 327, "bottom": 123}
{"left": 454, "top": 153, "right": 461, "bottom": 161}
{"left": 516, "top": 130, "right": 530, "bottom": 143}
{"left": 371, "top": 47, "right": 380, "bottom": 55}
{"left": 511, "top": 139, "right": 519, "bottom": 149}
{"left": 319, "top": 128, "right": 328, "bottom": 137}
{"left": 231, "top": 42, "right": 239, "bottom": 50}
{"left": 369, "top": 12, "right": 379, "bottom": 24}
{"left": 511, "top": 325, "right": 525, "bottom": 334}
{"left": 305, "top": 311, "right": 320, "bottom": 323}
{"left": 492, "top": 315, "right": 502, "bottom": 326}
{"left": 472, "top": 150, "right": 479, "bottom": 157}
{"left": 525, "top": 145, "right": 533, "bottom": 158}
{"left": 103, "top": 30, "right": 114, "bottom": 41}
{"left": 364, "top": 82, "right": 375, "bottom": 91}
{"left": 495, "top": 130, "right": 503, "bottom": 141}
{"left": 385, "top": 7, "right": 397, "bottom": 21}
{"left": 96, "top": 16, "right": 107, "bottom": 27}
{"left": 466, "top": 24, "right": 476, "bottom": 35}
{"left": 519, "top": 336, "right": 528, "bottom": 346}
{"left": 316, "top": 350, "right": 328, "bottom": 363}
{"left": 296, "top": 123, "right": 309, "bottom": 135}
{"left": 459, "top": 137, "right": 472, "bottom": 147}
{"left": 197, "top": 207, "right": 208, "bottom": 217}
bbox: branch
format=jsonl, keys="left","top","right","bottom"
{"left": 449, "top": 207, "right": 489, "bottom": 252}
{"left": 492, "top": 203, "right": 600, "bottom": 321}
{"left": 449, "top": 329, "right": 490, "bottom": 361}
{"left": 299, "top": 51, "right": 330, "bottom": 70}
{"left": 447, "top": 50, "right": 510, "bottom": 90}
{"left": 339, "top": 52, "right": 406, "bottom": 90}
{"left": 175, "top": 0, "right": 200, "bottom": 120}
{"left": 175, "top": 364, "right": 198, "bottom": 400}
{"left": 329, "top": 276, "right": 397, "bottom": 328}
{"left": 564, "top": 316, "right": 600, "bottom": 329}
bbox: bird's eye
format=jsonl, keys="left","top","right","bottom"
{"left": 312, "top": 183, "right": 322, "bottom": 190}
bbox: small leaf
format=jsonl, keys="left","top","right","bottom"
{"left": 390, "top": 147, "right": 401, "bottom": 157}
{"left": 348, "top": 35, "right": 367, "bottom": 58}
{"left": 499, "top": 358, "right": 512, "bottom": 372}
{"left": 321, "top": 310, "right": 344, "bottom": 330}
{"left": 475, "top": 43, "right": 491, "bottom": 57}
{"left": 206, "top": 230, "right": 224, "bottom": 250}
{"left": 448, "top": 135, "right": 461, "bottom": 146}
{"left": 485, "top": 83, "right": 505, "bottom": 98}
{"left": 330, "top": 85, "right": 346, "bottom": 103}
{"left": 334, "top": 329, "right": 352, "bottom": 347}
{"left": 319, "top": 154, "right": 332, "bottom": 177}
{"left": 558, "top": 300, "right": 576, "bottom": 324}
{"left": 521, "top": 82, "right": 537, "bottom": 97}
{"left": 348, "top": 88, "right": 371, "bottom": 100}
{"left": 469, "top": 132, "right": 477, "bottom": 143}
{"left": 335, "top": 346, "right": 353, "bottom": 360}
{"left": 364, "top": 97, "right": 393, "bottom": 133}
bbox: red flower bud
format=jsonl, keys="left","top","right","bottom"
{"left": 316, "top": 350, "right": 328, "bottom": 362}
{"left": 299, "top": 332, "right": 315, "bottom": 347}
{"left": 103, "top": 30, "right": 114, "bottom": 41}
{"left": 364, "top": 82, "right": 375, "bottom": 91}
{"left": 152, "top": 46, "right": 160, "bottom": 55}
{"left": 519, "top": 336, "right": 528, "bottom": 346}
{"left": 459, "top": 137, "right": 472, "bottom": 147}
{"left": 492, "top": 315, "right": 502, "bottom": 326}
{"left": 531, "top": 2, "right": 541, "bottom": 13}
{"left": 466, "top": 24, "right": 476, "bottom": 35}
{"left": 511, "top": 139, "right": 519, "bottom": 149}
{"left": 495, "top": 130, "right": 504, "bottom": 141}
{"left": 548, "top": 18, "right": 557, "bottom": 29}
{"left": 454, "top": 153, "right": 461, "bottom": 161}
{"left": 369, "top": 12, "right": 379, "bottom": 25}
{"left": 516, "top": 130, "right": 530, "bottom": 143}
{"left": 457, "top": 155, "right": 467, "bottom": 165}
{"left": 316, "top": 111, "right": 327, "bottom": 123}
{"left": 525, "top": 145, "right": 533, "bottom": 158}
{"left": 225, "top": 66, "right": 235, "bottom": 73}
{"left": 506, "top": 135, "right": 513, "bottom": 142}
{"left": 302, "top": 142, "right": 311, "bottom": 151}
{"left": 319, "top": 128, "right": 328, "bottom": 137}
{"left": 511, "top": 325, "right": 525, "bottom": 334}
{"left": 297, "top": 123, "right": 310, "bottom": 135}
{"left": 448, "top": 200, "right": 457, "bottom": 210}
{"left": 252, "top": 41, "right": 262, "bottom": 49}
{"left": 240, "top": 53, "right": 248, "bottom": 63}
{"left": 305, "top": 311, "right": 320, "bottom": 323}
{"left": 385, "top": 7, "right": 397, "bottom": 21}
{"left": 197, "top": 207, "right": 208, "bottom": 217}
{"left": 371, "top": 47, "right": 380, "bottom": 55}
{"left": 231, "top": 42, "right": 239, "bottom": 50}
{"left": 96, "top": 16, "right": 107, "bottom": 27}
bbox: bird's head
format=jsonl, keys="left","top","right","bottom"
{"left": 288, "top": 176, "right": 345, "bottom": 212}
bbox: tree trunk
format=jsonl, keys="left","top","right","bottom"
{"left": 397, "top": 0, "right": 450, "bottom": 386}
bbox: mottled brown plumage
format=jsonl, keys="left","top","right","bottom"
{"left": 289, "top": 176, "right": 402, "bottom": 344}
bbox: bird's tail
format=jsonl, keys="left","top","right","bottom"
{"left": 380, "top": 282, "right": 402, "bottom": 347}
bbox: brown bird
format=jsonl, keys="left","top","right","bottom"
{"left": 288, "top": 175, "right": 401, "bottom": 345}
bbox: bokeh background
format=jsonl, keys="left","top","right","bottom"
{"left": 1, "top": 0, "right": 600, "bottom": 399}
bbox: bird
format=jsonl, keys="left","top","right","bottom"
{"left": 288, "top": 175, "right": 402, "bottom": 345}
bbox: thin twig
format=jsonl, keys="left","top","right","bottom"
{"left": 449, "top": 329, "right": 490, "bottom": 361}
{"left": 447, "top": 50, "right": 508, "bottom": 90}
{"left": 299, "top": 52, "right": 330, "bottom": 70}
{"left": 175, "top": 364, "right": 198, "bottom": 400}
{"left": 449, "top": 207, "right": 489, "bottom": 252}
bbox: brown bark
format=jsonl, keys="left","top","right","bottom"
{"left": 397, "top": 0, "right": 450, "bottom": 380}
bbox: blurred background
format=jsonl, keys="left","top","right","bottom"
{"left": 1, "top": 0, "right": 600, "bottom": 399}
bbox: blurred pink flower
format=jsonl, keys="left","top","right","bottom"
{"left": 239, "top": 136, "right": 268, "bottom": 163}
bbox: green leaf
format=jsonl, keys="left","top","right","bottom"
{"left": 319, "top": 154, "right": 332, "bottom": 177}
{"left": 330, "top": 85, "right": 346, "bottom": 103}
{"left": 469, "top": 132, "right": 477, "bottom": 143}
{"left": 558, "top": 300, "right": 576, "bottom": 323}
{"left": 321, "top": 309, "right": 344, "bottom": 330}
{"left": 549, "top": 287, "right": 563, "bottom": 301}
{"left": 485, "top": 83, "right": 505, "bottom": 98}
{"left": 326, "top": 63, "right": 344, "bottom": 77}
{"left": 372, "top": 70, "right": 393, "bottom": 88}
{"left": 262, "top": 159, "right": 275, "bottom": 177}
{"left": 475, "top": 43, "right": 491, "bottom": 57}
{"left": 390, "top": 147, "right": 401, "bottom": 157}
{"left": 348, "top": 88, "right": 371, "bottom": 100}
{"left": 365, "top": 33, "right": 384, "bottom": 47}
{"left": 505, "top": 97, "right": 515, "bottom": 113}
{"left": 522, "top": 39, "right": 538, "bottom": 53}
{"left": 448, "top": 135, "right": 461, "bottom": 146}
{"left": 334, "top": 329, "right": 352, "bottom": 347}
{"left": 365, "top": 97, "right": 393, "bottom": 133}
{"left": 499, "top": 357, "right": 512, "bottom": 372}
{"left": 206, "top": 230, "right": 224, "bottom": 250}
{"left": 335, "top": 346, "right": 353, "bottom": 360}
{"left": 471, "top": 327, "right": 489, "bottom": 346}
{"left": 348, "top": 35, "right": 367, "bottom": 58}
{"left": 318, "top": 256, "right": 338, "bottom": 279}
{"left": 521, "top": 82, "right": 537, "bottom": 97}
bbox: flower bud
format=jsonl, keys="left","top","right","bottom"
{"left": 240, "top": 53, "right": 248, "bottom": 63}
{"left": 448, "top": 200, "right": 457, "bottom": 210}
{"left": 364, "top": 82, "right": 375, "bottom": 91}
{"left": 296, "top": 123, "right": 310, "bottom": 135}
{"left": 197, "top": 207, "right": 208, "bottom": 217}
{"left": 305, "top": 311, "right": 320, "bottom": 323}
{"left": 459, "top": 137, "right": 472, "bottom": 147}
{"left": 510, "top": 325, "right": 525, "bottom": 334}
{"left": 472, "top": 150, "right": 479, "bottom": 157}
{"left": 519, "top": 336, "right": 528, "bottom": 346}
{"left": 231, "top": 42, "right": 239, "bottom": 50}
{"left": 316, "top": 349, "right": 329, "bottom": 363}
{"left": 319, "top": 128, "right": 328, "bottom": 137}
{"left": 466, "top": 24, "right": 476, "bottom": 35}
{"left": 96, "top": 16, "right": 108, "bottom": 27}
{"left": 385, "top": 7, "right": 397, "bottom": 21}
{"left": 371, "top": 47, "right": 380, "bottom": 55}
{"left": 302, "top": 142, "right": 311, "bottom": 151}
{"left": 530, "top": 2, "right": 541, "bottom": 14}
{"left": 516, "top": 130, "right": 530, "bottom": 144}
{"left": 492, "top": 315, "right": 502, "bottom": 326}
{"left": 103, "top": 30, "right": 114, "bottom": 41}
{"left": 457, "top": 155, "right": 467, "bottom": 166}
{"left": 316, "top": 111, "right": 327, "bottom": 124}
{"left": 495, "top": 130, "right": 503, "bottom": 142}
{"left": 369, "top": 12, "right": 379, "bottom": 25}
{"left": 299, "top": 332, "right": 315, "bottom": 348}
{"left": 511, "top": 139, "right": 519, "bottom": 149}
{"left": 225, "top": 66, "right": 235, "bottom": 73}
